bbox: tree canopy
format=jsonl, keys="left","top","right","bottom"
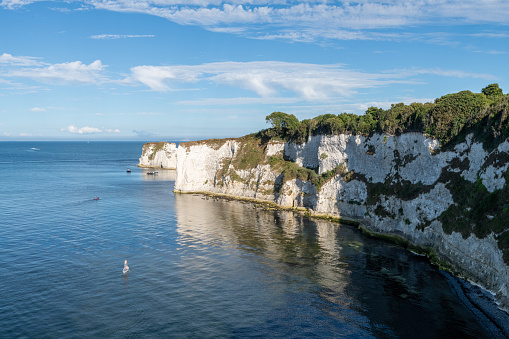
{"left": 260, "top": 85, "right": 508, "bottom": 149}
{"left": 482, "top": 83, "right": 503, "bottom": 97}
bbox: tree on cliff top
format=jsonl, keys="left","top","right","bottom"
{"left": 260, "top": 85, "right": 508, "bottom": 149}
{"left": 265, "top": 111, "right": 300, "bottom": 138}
{"left": 482, "top": 83, "right": 503, "bottom": 97}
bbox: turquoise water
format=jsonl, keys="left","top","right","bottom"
{"left": 0, "top": 142, "right": 492, "bottom": 337}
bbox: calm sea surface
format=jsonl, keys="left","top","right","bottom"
{"left": 0, "top": 142, "right": 493, "bottom": 338}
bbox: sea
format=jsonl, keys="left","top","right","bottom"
{"left": 0, "top": 141, "right": 501, "bottom": 338}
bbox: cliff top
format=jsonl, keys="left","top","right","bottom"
{"left": 261, "top": 84, "right": 508, "bottom": 151}
{"left": 180, "top": 138, "right": 235, "bottom": 150}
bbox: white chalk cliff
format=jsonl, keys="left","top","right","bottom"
{"left": 173, "top": 133, "right": 509, "bottom": 311}
{"left": 138, "top": 142, "right": 177, "bottom": 169}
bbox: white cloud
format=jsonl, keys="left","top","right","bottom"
{"left": 6, "top": 60, "right": 108, "bottom": 84}
{"left": 0, "top": 53, "right": 43, "bottom": 66}
{"left": 90, "top": 34, "right": 155, "bottom": 39}
{"left": 30, "top": 107, "right": 47, "bottom": 112}
{"left": 130, "top": 65, "right": 201, "bottom": 91}
{"left": 63, "top": 125, "right": 103, "bottom": 134}
{"left": 87, "top": 1, "right": 509, "bottom": 32}
{"left": 0, "top": 0, "right": 42, "bottom": 9}
{"left": 130, "top": 61, "right": 494, "bottom": 100}
{"left": 62, "top": 125, "right": 119, "bottom": 134}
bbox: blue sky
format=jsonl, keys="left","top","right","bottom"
{"left": 1, "top": 1, "right": 508, "bottom": 141}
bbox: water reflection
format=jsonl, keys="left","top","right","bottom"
{"left": 140, "top": 169, "right": 176, "bottom": 181}
{"left": 174, "top": 193, "right": 490, "bottom": 338}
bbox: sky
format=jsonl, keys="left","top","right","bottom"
{"left": 1, "top": 1, "right": 508, "bottom": 141}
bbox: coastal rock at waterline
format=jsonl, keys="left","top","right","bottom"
{"left": 138, "top": 142, "right": 177, "bottom": 169}
{"left": 173, "top": 133, "right": 509, "bottom": 312}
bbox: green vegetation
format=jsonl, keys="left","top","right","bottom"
{"left": 268, "top": 153, "right": 347, "bottom": 192}
{"left": 438, "top": 174, "right": 509, "bottom": 263}
{"left": 259, "top": 84, "right": 507, "bottom": 150}
{"left": 143, "top": 142, "right": 167, "bottom": 161}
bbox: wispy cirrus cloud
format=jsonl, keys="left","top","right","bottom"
{"left": 129, "top": 61, "right": 495, "bottom": 100}
{"left": 1, "top": 53, "right": 496, "bottom": 101}
{"left": 3, "top": 1, "right": 509, "bottom": 45}
{"left": 1, "top": 56, "right": 109, "bottom": 85}
{"left": 0, "top": 0, "right": 43, "bottom": 9}
{"left": 87, "top": 1, "right": 509, "bottom": 32}
{"left": 90, "top": 34, "right": 155, "bottom": 39}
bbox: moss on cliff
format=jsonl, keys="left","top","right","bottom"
{"left": 438, "top": 173, "right": 509, "bottom": 263}
{"left": 268, "top": 153, "right": 347, "bottom": 192}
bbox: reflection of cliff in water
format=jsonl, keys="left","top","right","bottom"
{"left": 175, "top": 194, "right": 351, "bottom": 296}
{"left": 141, "top": 169, "right": 176, "bottom": 181}
{"left": 174, "top": 193, "right": 491, "bottom": 338}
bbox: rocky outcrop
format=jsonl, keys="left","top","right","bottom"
{"left": 138, "top": 142, "right": 177, "bottom": 169}
{"left": 175, "top": 138, "right": 285, "bottom": 201}
{"left": 173, "top": 133, "right": 509, "bottom": 312}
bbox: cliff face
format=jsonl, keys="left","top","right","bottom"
{"left": 138, "top": 142, "right": 177, "bottom": 169}
{"left": 174, "top": 133, "right": 509, "bottom": 311}
{"left": 175, "top": 138, "right": 285, "bottom": 201}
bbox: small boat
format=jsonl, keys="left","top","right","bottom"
{"left": 126, "top": 168, "right": 131, "bottom": 173}
{"left": 146, "top": 171, "right": 158, "bottom": 175}
{"left": 94, "top": 197, "right": 100, "bottom": 200}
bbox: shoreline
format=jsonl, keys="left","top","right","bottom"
{"left": 137, "top": 164, "right": 176, "bottom": 170}
{"left": 442, "top": 271, "right": 509, "bottom": 338}
{"left": 173, "top": 190, "right": 509, "bottom": 333}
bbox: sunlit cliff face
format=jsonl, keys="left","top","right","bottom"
{"left": 172, "top": 132, "right": 509, "bottom": 311}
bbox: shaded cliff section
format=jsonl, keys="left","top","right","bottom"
{"left": 138, "top": 142, "right": 177, "bottom": 169}
{"left": 174, "top": 132, "right": 509, "bottom": 312}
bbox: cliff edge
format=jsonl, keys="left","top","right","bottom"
{"left": 138, "top": 142, "right": 177, "bottom": 169}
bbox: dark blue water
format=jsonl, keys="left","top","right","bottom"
{"left": 0, "top": 142, "right": 492, "bottom": 338}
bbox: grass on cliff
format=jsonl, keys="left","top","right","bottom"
{"left": 143, "top": 142, "right": 167, "bottom": 161}
{"left": 232, "top": 135, "right": 267, "bottom": 170}
{"left": 181, "top": 138, "right": 231, "bottom": 150}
